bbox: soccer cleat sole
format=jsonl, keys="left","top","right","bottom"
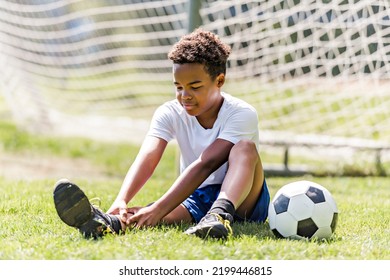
{"left": 185, "top": 223, "right": 229, "bottom": 239}
{"left": 53, "top": 179, "right": 92, "bottom": 228}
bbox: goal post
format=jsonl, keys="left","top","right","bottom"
{"left": 0, "top": 0, "right": 389, "bottom": 175}
{"left": 187, "top": 0, "right": 203, "bottom": 32}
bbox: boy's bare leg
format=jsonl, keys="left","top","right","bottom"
{"left": 185, "top": 140, "right": 265, "bottom": 239}
{"left": 162, "top": 204, "right": 193, "bottom": 224}
{"left": 218, "top": 139, "right": 265, "bottom": 219}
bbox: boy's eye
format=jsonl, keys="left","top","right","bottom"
{"left": 192, "top": 86, "right": 202, "bottom": 90}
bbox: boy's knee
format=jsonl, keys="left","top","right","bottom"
{"left": 229, "top": 139, "right": 258, "bottom": 161}
{"left": 232, "top": 139, "right": 257, "bottom": 152}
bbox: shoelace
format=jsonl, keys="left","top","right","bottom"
{"left": 89, "top": 197, "right": 116, "bottom": 235}
{"left": 89, "top": 197, "right": 101, "bottom": 209}
{"left": 209, "top": 213, "right": 233, "bottom": 236}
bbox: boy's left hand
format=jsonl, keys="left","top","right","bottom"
{"left": 126, "top": 205, "right": 162, "bottom": 228}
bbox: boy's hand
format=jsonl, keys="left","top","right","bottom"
{"left": 126, "top": 205, "right": 162, "bottom": 228}
{"left": 106, "top": 200, "right": 129, "bottom": 223}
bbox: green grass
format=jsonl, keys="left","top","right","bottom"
{"left": 0, "top": 121, "right": 141, "bottom": 177}
{"left": 0, "top": 120, "right": 389, "bottom": 260}
{"left": 0, "top": 176, "right": 389, "bottom": 260}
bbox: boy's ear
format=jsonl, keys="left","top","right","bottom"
{"left": 216, "top": 74, "right": 225, "bottom": 88}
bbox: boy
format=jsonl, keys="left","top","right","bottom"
{"left": 53, "top": 28, "right": 270, "bottom": 240}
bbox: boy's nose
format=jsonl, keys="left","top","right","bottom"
{"left": 182, "top": 90, "right": 192, "bottom": 99}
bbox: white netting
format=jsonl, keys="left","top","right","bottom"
{"left": 0, "top": 0, "right": 188, "bottom": 141}
{"left": 202, "top": 0, "right": 390, "bottom": 141}
{"left": 1, "top": 0, "right": 389, "bottom": 173}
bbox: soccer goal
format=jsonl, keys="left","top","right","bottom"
{"left": 1, "top": 0, "right": 389, "bottom": 175}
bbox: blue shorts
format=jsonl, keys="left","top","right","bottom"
{"left": 182, "top": 180, "right": 270, "bottom": 223}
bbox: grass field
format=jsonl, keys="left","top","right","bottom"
{"left": 0, "top": 120, "right": 389, "bottom": 260}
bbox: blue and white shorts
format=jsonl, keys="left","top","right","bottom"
{"left": 182, "top": 180, "right": 270, "bottom": 223}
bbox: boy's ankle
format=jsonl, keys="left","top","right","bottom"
{"left": 209, "top": 198, "right": 235, "bottom": 223}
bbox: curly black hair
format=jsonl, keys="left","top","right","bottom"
{"left": 168, "top": 28, "right": 231, "bottom": 80}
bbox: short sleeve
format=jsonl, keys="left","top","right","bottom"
{"left": 147, "top": 103, "right": 176, "bottom": 142}
{"left": 218, "top": 107, "right": 259, "bottom": 145}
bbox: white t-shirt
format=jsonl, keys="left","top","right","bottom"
{"left": 147, "top": 92, "right": 259, "bottom": 188}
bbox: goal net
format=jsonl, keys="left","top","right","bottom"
{"left": 1, "top": 0, "right": 389, "bottom": 174}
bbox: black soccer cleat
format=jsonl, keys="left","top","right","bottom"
{"left": 53, "top": 179, "right": 122, "bottom": 239}
{"left": 184, "top": 212, "right": 233, "bottom": 239}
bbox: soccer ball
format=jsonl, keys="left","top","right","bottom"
{"left": 268, "top": 180, "right": 338, "bottom": 240}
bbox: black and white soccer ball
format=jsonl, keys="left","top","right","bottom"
{"left": 268, "top": 180, "right": 338, "bottom": 240}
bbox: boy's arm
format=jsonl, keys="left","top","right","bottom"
{"left": 127, "top": 138, "right": 234, "bottom": 227}
{"left": 106, "top": 136, "right": 167, "bottom": 218}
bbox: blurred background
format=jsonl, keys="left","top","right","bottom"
{"left": 1, "top": 0, "right": 389, "bottom": 177}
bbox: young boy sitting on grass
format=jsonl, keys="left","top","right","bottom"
{"left": 53, "top": 28, "right": 270, "bottom": 240}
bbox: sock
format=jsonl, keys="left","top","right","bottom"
{"left": 108, "top": 214, "right": 123, "bottom": 234}
{"left": 209, "top": 198, "right": 235, "bottom": 222}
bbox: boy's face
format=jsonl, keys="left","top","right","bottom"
{"left": 173, "top": 63, "right": 224, "bottom": 126}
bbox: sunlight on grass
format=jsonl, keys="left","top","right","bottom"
{"left": 0, "top": 116, "right": 389, "bottom": 260}
{"left": 0, "top": 174, "right": 389, "bottom": 260}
